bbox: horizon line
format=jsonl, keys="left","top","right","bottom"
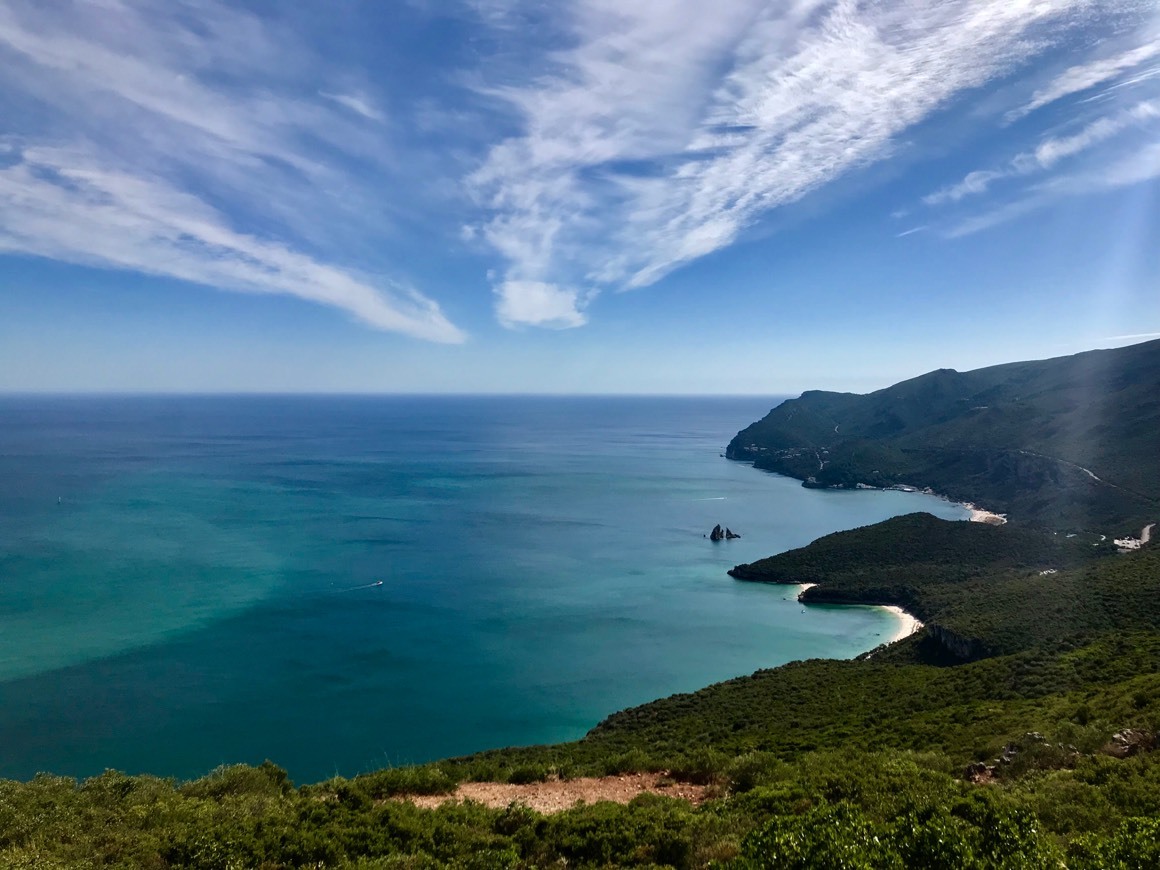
{"left": 0, "top": 390, "right": 797, "bottom": 399}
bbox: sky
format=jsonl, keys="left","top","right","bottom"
{"left": 0, "top": 0, "right": 1158, "bottom": 394}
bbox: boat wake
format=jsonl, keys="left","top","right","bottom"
{"left": 335, "top": 580, "right": 385, "bottom": 593}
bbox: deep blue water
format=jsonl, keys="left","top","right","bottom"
{"left": 0, "top": 396, "right": 966, "bottom": 782}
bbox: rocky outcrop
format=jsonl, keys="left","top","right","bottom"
{"left": 926, "top": 624, "right": 989, "bottom": 663}
{"left": 710, "top": 525, "right": 741, "bottom": 541}
{"left": 1103, "top": 729, "right": 1156, "bottom": 758}
{"left": 964, "top": 761, "right": 995, "bottom": 784}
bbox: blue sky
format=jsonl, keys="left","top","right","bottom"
{"left": 1, "top": 0, "right": 1158, "bottom": 393}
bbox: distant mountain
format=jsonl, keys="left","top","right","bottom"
{"left": 726, "top": 339, "right": 1160, "bottom": 532}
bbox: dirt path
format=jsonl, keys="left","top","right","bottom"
{"left": 399, "top": 773, "right": 710, "bottom": 813}
{"left": 1143, "top": 523, "right": 1155, "bottom": 545}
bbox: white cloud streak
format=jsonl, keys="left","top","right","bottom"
{"left": 1008, "top": 39, "right": 1160, "bottom": 121}
{"left": 470, "top": 0, "right": 1129, "bottom": 328}
{"left": 0, "top": 0, "right": 463, "bottom": 342}
{"left": 0, "top": 145, "right": 463, "bottom": 341}
{"left": 947, "top": 140, "right": 1160, "bottom": 236}
{"left": 925, "top": 100, "right": 1160, "bottom": 205}
{"left": 1103, "top": 332, "right": 1160, "bottom": 341}
{"left": 896, "top": 225, "right": 928, "bottom": 238}
{"left": 321, "top": 92, "right": 386, "bottom": 123}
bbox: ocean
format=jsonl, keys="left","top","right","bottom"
{"left": 0, "top": 396, "right": 967, "bottom": 783}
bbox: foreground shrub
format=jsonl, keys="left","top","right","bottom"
{"left": 732, "top": 799, "right": 1060, "bottom": 870}
{"left": 1068, "top": 817, "right": 1160, "bottom": 869}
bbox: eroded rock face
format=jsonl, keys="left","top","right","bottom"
{"left": 725, "top": 527, "right": 741, "bottom": 539}
{"left": 710, "top": 524, "right": 724, "bottom": 541}
{"left": 927, "top": 624, "right": 989, "bottom": 663}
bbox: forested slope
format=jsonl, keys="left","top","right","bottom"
{"left": 726, "top": 339, "right": 1160, "bottom": 531}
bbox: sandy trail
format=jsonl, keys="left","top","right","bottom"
{"left": 400, "top": 773, "right": 709, "bottom": 813}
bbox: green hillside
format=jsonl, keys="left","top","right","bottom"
{"left": 726, "top": 339, "right": 1160, "bottom": 532}
{"left": 728, "top": 513, "right": 1140, "bottom": 659}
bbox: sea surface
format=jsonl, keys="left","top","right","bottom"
{"left": 0, "top": 396, "right": 967, "bottom": 782}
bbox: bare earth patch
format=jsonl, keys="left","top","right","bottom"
{"left": 400, "top": 773, "right": 709, "bottom": 814}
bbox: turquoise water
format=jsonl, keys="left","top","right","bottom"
{"left": 0, "top": 396, "right": 967, "bottom": 782}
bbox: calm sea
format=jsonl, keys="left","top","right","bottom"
{"left": 0, "top": 396, "right": 966, "bottom": 782}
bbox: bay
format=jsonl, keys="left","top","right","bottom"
{"left": 0, "top": 396, "right": 966, "bottom": 782}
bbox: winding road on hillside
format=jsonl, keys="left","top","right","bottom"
{"left": 1016, "top": 450, "right": 1114, "bottom": 487}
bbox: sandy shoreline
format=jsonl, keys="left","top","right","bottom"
{"left": 796, "top": 583, "right": 922, "bottom": 645}
{"left": 966, "top": 504, "right": 1007, "bottom": 525}
{"left": 881, "top": 605, "right": 924, "bottom": 643}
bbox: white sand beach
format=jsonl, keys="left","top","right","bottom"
{"left": 882, "top": 605, "right": 924, "bottom": 643}
{"left": 964, "top": 503, "right": 1007, "bottom": 525}
{"left": 796, "top": 583, "right": 921, "bottom": 645}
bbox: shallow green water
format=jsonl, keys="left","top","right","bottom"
{"left": 0, "top": 396, "right": 966, "bottom": 781}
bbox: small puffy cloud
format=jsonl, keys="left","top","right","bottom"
{"left": 494, "top": 280, "right": 588, "bottom": 329}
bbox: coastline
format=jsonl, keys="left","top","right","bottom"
{"left": 795, "top": 583, "right": 923, "bottom": 645}
{"left": 963, "top": 502, "right": 1008, "bottom": 525}
{"left": 737, "top": 469, "right": 1004, "bottom": 651}
{"left": 881, "top": 605, "right": 924, "bottom": 643}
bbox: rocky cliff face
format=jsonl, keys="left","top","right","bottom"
{"left": 926, "top": 624, "right": 989, "bottom": 663}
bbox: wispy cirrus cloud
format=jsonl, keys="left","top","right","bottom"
{"left": 925, "top": 100, "right": 1160, "bottom": 205}
{"left": 947, "top": 140, "right": 1160, "bottom": 237}
{"left": 320, "top": 92, "right": 386, "bottom": 123}
{"left": 1007, "top": 38, "right": 1160, "bottom": 121}
{"left": 896, "top": 226, "right": 929, "bottom": 238}
{"left": 0, "top": 0, "right": 464, "bottom": 342}
{"left": 0, "top": 145, "right": 462, "bottom": 341}
{"left": 1103, "top": 332, "right": 1160, "bottom": 341}
{"left": 467, "top": 0, "right": 1140, "bottom": 329}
